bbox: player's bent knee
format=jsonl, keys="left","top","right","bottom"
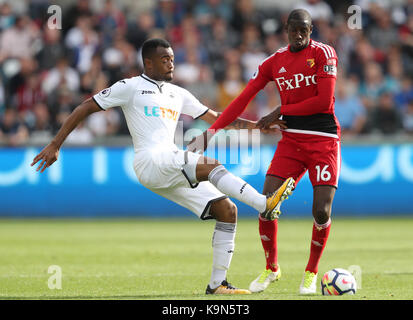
{"left": 210, "top": 199, "right": 237, "bottom": 223}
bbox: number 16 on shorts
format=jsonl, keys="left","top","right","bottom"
{"left": 315, "top": 165, "right": 331, "bottom": 182}
{"left": 312, "top": 162, "right": 339, "bottom": 187}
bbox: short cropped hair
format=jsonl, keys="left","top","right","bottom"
{"left": 287, "top": 9, "right": 312, "bottom": 26}
{"left": 141, "top": 38, "right": 171, "bottom": 62}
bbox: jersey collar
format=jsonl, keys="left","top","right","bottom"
{"left": 141, "top": 74, "right": 165, "bottom": 92}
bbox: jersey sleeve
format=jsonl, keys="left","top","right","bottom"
{"left": 180, "top": 87, "right": 209, "bottom": 119}
{"left": 248, "top": 54, "right": 274, "bottom": 90}
{"left": 280, "top": 77, "right": 336, "bottom": 115}
{"left": 93, "top": 79, "right": 133, "bottom": 110}
{"left": 316, "top": 44, "right": 338, "bottom": 79}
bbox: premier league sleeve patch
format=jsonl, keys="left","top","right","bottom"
{"left": 99, "top": 87, "right": 111, "bottom": 98}
{"left": 323, "top": 58, "right": 337, "bottom": 76}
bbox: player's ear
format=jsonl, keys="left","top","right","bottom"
{"left": 309, "top": 24, "right": 313, "bottom": 35}
{"left": 144, "top": 57, "right": 153, "bottom": 70}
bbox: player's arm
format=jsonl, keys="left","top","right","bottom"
{"left": 199, "top": 109, "right": 257, "bottom": 130}
{"left": 280, "top": 76, "right": 336, "bottom": 116}
{"left": 207, "top": 83, "right": 262, "bottom": 133}
{"left": 31, "top": 98, "right": 101, "bottom": 172}
{"left": 187, "top": 87, "right": 260, "bottom": 154}
{"left": 187, "top": 82, "right": 269, "bottom": 153}
{"left": 32, "top": 79, "right": 131, "bottom": 172}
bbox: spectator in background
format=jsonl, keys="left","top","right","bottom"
{"left": 184, "top": 65, "right": 218, "bottom": 109}
{"left": 347, "top": 36, "right": 375, "bottom": 80}
{"left": 334, "top": 17, "right": 359, "bottom": 73}
{"left": 264, "top": 34, "right": 284, "bottom": 56}
{"left": 37, "top": 26, "right": 66, "bottom": 71}
{"left": 87, "top": 107, "right": 121, "bottom": 138}
{"left": 42, "top": 56, "right": 80, "bottom": 96}
{"left": 0, "top": 77, "right": 5, "bottom": 113}
{"left": 223, "top": 46, "right": 242, "bottom": 69}
{"left": 62, "top": 0, "right": 93, "bottom": 36}
{"left": 193, "top": 0, "right": 232, "bottom": 32}
{"left": 204, "top": 16, "right": 239, "bottom": 81}
{"left": 402, "top": 100, "right": 413, "bottom": 133}
{"left": 64, "top": 119, "right": 94, "bottom": 145}
{"left": 399, "top": 12, "right": 413, "bottom": 76}
{"left": 80, "top": 54, "right": 109, "bottom": 95}
{"left": 102, "top": 33, "right": 137, "bottom": 84}
{"left": 370, "top": 91, "right": 403, "bottom": 134}
{"left": 27, "top": 102, "right": 53, "bottom": 137}
{"left": 6, "top": 57, "right": 38, "bottom": 106}
{"left": 170, "top": 15, "right": 206, "bottom": 63}
{"left": 259, "top": 82, "right": 281, "bottom": 119}
{"left": 0, "top": 2, "right": 15, "bottom": 31}
{"left": 98, "top": 0, "right": 127, "bottom": 49}
{"left": 367, "top": 6, "right": 399, "bottom": 61}
{"left": 359, "top": 61, "right": 388, "bottom": 109}
{"left": 173, "top": 48, "right": 202, "bottom": 86}
{"left": 239, "top": 23, "right": 267, "bottom": 81}
{"left": 0, "top": 107, "right": 29, "bottom": 146}
{"left": 50, "top": 88, "right": 78, "bottom": 133}
{"left": 15, "top": 72, "right": 45, "bottom": 121}
{"left": 28, "top": 0, "right": 50, "bottom": 24}
{"left": 126, "top": 11, "right": 155, "bottom": 51}
{"left": 153, "top": 0, "right": 184, "bottom": 29}
{"left": 65, "top": 15, "right": 99, "bottom": 73}
{"left": 335, "top": 78, "right": 367, "bottom": 137}
{"left": 0, "top": 15, "right": 41, "bottom": 63}
{"left": 384, "top": 46, "right": 403, "bottom": 93}
{"left": 394, "top": 76, "right": 413, "bottom": 110}
{"left": 217, "top": 64, "right": 245, "bottom": 111}
{"left": 231, "top": 0, "right": 262, "bottom": 34}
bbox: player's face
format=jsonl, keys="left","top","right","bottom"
{"left": 152, "top": 46, "right": 175, "bottom": 82}
{"left": 287, "top": 20, "right": 312, "bottom": 52}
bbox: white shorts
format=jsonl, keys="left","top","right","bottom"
{"left": 133, "top": 147, "right": 227, "bottom": 219}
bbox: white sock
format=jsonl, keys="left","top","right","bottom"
{"left": 208, "top": 165, "right": 266, "bottom": 212}
{"left": 209, "top": 221, "right": 236, "bottom": 289}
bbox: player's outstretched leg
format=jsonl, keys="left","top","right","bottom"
{"left": 299, "top": 186, "right": 335, "bottom": 295}
{"left": 205, "top": 199, "right": 251, "bottom": 295}
{"left": 195, "top": 160, "right": 294, "bottom": 219}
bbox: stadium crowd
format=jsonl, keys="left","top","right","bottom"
{"left": 0, "top": 0, "right": 413, "bottom": 146}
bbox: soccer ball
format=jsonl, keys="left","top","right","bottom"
{"left": 321, "top": 268, "right": 357, "bottom": 295}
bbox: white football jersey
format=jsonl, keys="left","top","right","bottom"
{"left": 93, "top": 74, "right": 208, "bottom": 151}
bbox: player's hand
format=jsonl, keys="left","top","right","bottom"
{"left": 256, "top": 106, "right": 287, "bottom": 130}
{"left": 31, "top": 142, "right": 60, "bottom": 173}
{"left": 187, "top": 130, "right": 214, "bottom": 154}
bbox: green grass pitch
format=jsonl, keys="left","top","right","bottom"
{"left": 0, "top": 217, "right": 412, "bottom": 300}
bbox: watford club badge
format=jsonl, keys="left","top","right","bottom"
{"left": 307, "top": 58, "right": 315, "bottom": 68}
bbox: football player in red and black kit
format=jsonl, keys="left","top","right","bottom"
{"left": 188, "top": 9, "right": 340, "bottom": 294}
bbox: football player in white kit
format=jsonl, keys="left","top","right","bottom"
{"left": 31, "top": 39, "right": 294, "bottom": 295}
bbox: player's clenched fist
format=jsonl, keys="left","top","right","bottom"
{"left": 187, "top": 130, "right": 214, "bottom": 154}
{"left": 31, "top": 142, "right": 60, "bottom": 173}
{"left": 256, "top": 106, "right": 285, "bottom": 130}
